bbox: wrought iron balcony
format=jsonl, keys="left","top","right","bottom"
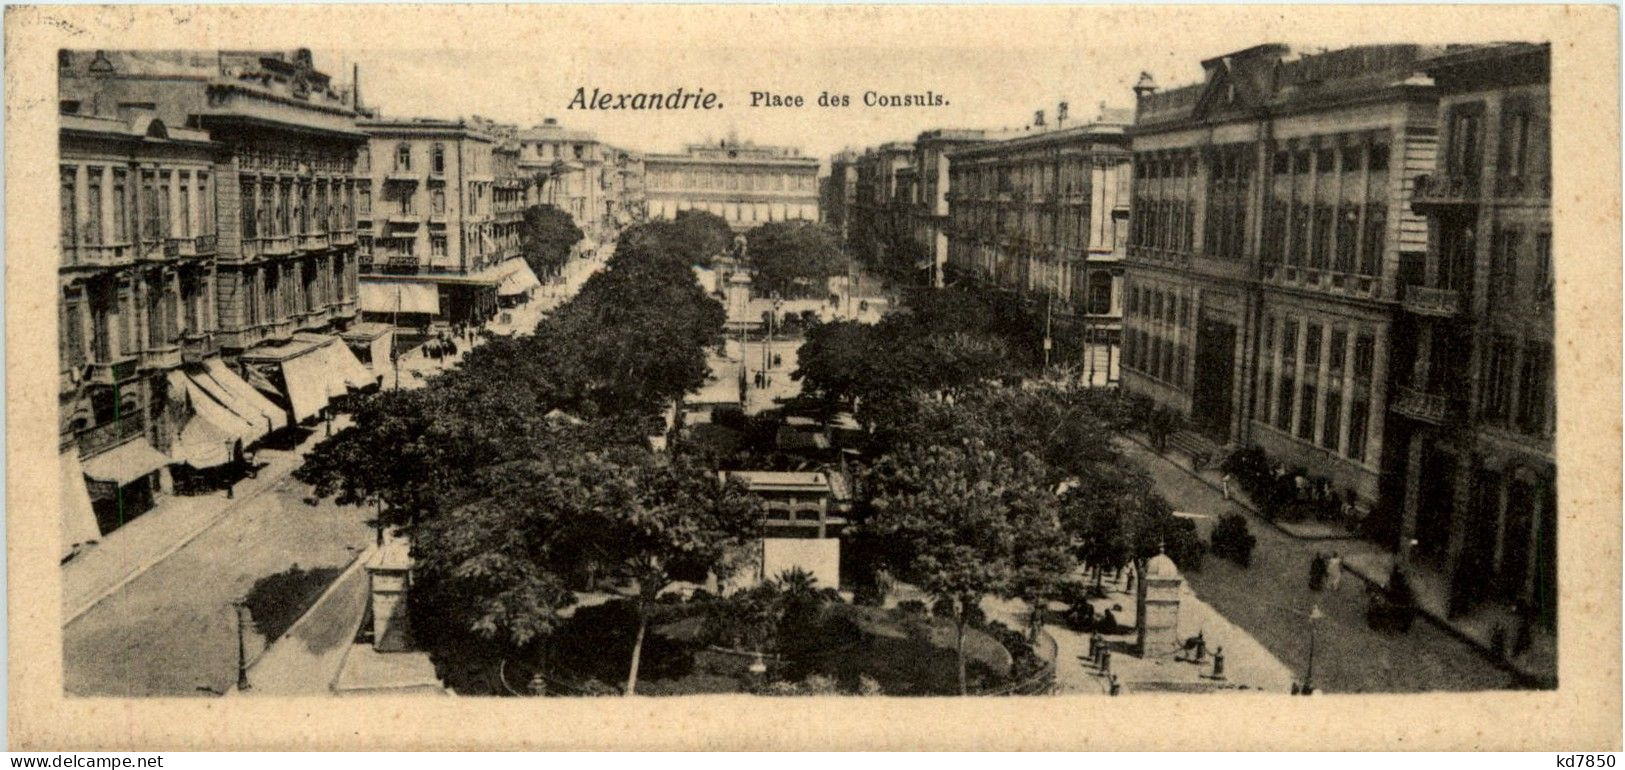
{"left": 1392, "top": 386, "right": 1453, "bottom": 424}
{"left": 76, "top": 412, "right": 146, "bottom": 459}
{"left": 1402, "top": 285, "right": 1465, "bottom": 317}
{"left": 1411, "top": 174, "right": 1481, "bottom": 208}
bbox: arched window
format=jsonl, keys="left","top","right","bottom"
{"left": 431, "top": 144, "right": 445, "bottom": 175}
{"left": 395, "top": 143, "right": 411, "bottom": 172}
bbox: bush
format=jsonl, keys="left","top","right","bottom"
{"left": 896, "top": 599, "right": 928, "bottom": 616}
{"left": 1211, "top": 513, "right": 1257, "bottom": 567}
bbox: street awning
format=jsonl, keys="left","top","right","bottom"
{"left": 360, "top": 281, "right": 440, "bottom": 315}
{"left": 296, "top": 333, "right": 376, "bottom": 392}
{"left": 279, "top": 348, "right": 333, "bottom": 422}
{"left": 327, "top": 337, "right": 377, "bottom": 390}
{"left": 498, "top": 260, "right": 542, "bottom": 297}
{"left": 202, "top": 359, "right": 289, "bottom": 434}
{"left": 81, "top": 438, "right": 170, "bottom": 486}
{"left": 61, "top": 450, "right": 102, "bottom": 557}
{"left": 166, "top": 371, "right": 256, "bottom": 467}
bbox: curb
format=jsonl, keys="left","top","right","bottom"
{"left": 1121, "top": 432, "right": 1552, "bottom": 688}
{"left": 230, "top": 544, "right": 375, "bottom": 696}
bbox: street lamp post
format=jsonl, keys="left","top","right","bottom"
{"left": 233, "top": 600, "right": 252, "bottom": 692}
{"left": 1304, "top": 603, "right": 1324, "bottom": 694}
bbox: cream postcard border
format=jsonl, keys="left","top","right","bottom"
{"left": 5, "top": 3, "right": 1619, "bottom": 751}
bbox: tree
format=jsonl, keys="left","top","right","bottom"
{"left": 791, "top": 320, "right": 875, "bottom": 416}
{"left": 742, "top": 220, "right": 845, "bottom": 299}
{"left": 565, "top": 453, "right": 763, "bottom": 694}
{"left": 862, "top": 441, "right": 1065, "bottom": 694}
{"left": 520, "top": 204, "right": 584, "bottom": 279}
{"left": 668, "top": 209, "right": 734, "bottom": 267}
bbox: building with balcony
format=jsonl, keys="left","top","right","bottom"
{"left": 910, "top": 129, "right": 987, "bottom": 288}
{"left": 601, "top": 144, "right": 649, "bottom": 237}
{"left": 58, "top": 49, "right": 377, "bottom": 553}
{"left": 357, "top": 117, "right": 536, "bottom": 326}
{"left": 644, "top": 137, "right": 820, "bottom": 230}
{"left": 819, "top": 150, "right": 860, "bottom": 243}
{"left": 517, "top": 119, "right": 607, "bottom": 256}
{"left": 1121, "top": 44, "right": 1448, "bottom": 515}
{"left": 945, "top": 113, "right": 1131, "bottom": 343}
{"left": 1399, "top": 43, "right": 1553, "bottom": 624}
{"left": 848, "top": 142, "right": 915, "bottom": 279}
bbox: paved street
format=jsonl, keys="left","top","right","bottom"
{"left": 1118, "top": 438, "right": 1521, "bottom": 693}
{"left": 63, "top": 463, "right": 373, "bottom": 696}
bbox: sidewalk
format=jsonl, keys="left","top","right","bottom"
{"left": 237, "top": 546, "right": 373, "bottom": 696}
{"left": 1119, "top": 433, "right": 1551, "bottom": 689}
{"left": 62, "top": 415, "right": 352, "bottom": 624}
{"left": 1341, "top": 550, "right": 1556, "bottom": 687}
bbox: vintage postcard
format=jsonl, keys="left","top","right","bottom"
{"left": 5, "top": 3, "right": 1619, "bottom": 751}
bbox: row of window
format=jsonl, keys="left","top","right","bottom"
{"left": 239, "top": 254, "right": 351, "bottom": 328}
{"left": 1123, "top": 326, "right": 1190, "bottom": 390}
{"left": 60, "top": 165, "right": 214, "bottom": 248}
{"left": 1261, "top": 202, "right": 1386, "bottom": 277}
{"left": 1480, "top": 334, "right": 1553, "bottom": 436}
{"left": 60, "top": 270, "right": 209, "bottom": 369}
{"left": 1487, "top": 227, "right": 1554, "bottom": 307}
{"left": 647, "top": 169, "right": 816, "bottom": 193}
{"left": 239, "top": 177, "right": 356, "bottom": 240}
{"left": 1256, "top": 315, "right": 1377, "bottom": 464}
{"left": 951, "top": 200, "right": 1127, "bottom": 252}
{"left": 951, "top": 155, "right": 1130, "bottom": 201}
{"left": 364, "top": 142, "right": 492, "bottom": 177}
{"left": 1442, "top": 99, "right": 1549, "bottom": 183}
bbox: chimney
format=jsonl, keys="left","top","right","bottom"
{"left": 1057, "top": 101, "right": 1069, "bottom": 127}
{"left": 1034, "top": 109, "right": 1046, "bottom": 128}
{"left": 1133, "top": 71, "right": 1159, "bottom": 100}
{"left": 352, "top": 63, "right": 362, "bottom": 111}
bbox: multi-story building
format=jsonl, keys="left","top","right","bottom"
{"left": 644, "top": 137, "right": 820, "bottom": 230}
{"left": 357, "top": 117, "right": 529, "bottom": 326}
{"left": 945, "top": 116, "right": 1131, "bottom": 334}
{"left": 820, "top": 150, "right": 860, "bottom": 242}
{"left": 517, "top": 119, "right": 605, "bottom": 254}
{"left": 58, "top": 48, "right": 371, "bottom": 547}
{"left": 1401, "top": 43, "right": 1552, "bottom": 622}
{"left": 1122, "top": 44, "right": 1445, "bottom": 512}
{"left": 600, "top": 144, "right": 648, "bottom": 235}
{"left": 848, "top": 142, "right": 915, "bottom": 276}
{"left": 910, "top": 129, "right": 987, "bottom": 288}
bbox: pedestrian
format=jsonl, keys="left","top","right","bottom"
{"left": 1308, "top": 551, "right": 1326, "bottom": 591}
{"left": 1325, "top": 551, "right": 1343, "bottom": 592}
{"left": 1294, "top": 473, "right": 1309, "bottom": 501}
{"left": 773, "top": 353, "right": 782, "bottom": 368}
{"left": 1221, "top": 471, "right": 1234, "bottom": 501}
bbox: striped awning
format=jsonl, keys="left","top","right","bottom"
{"left": 81, "top": 438, "right": 169, "bottom": 486}
{"left": 360, "top": 281, "right": 441, "bottom": 315}
{"left": 61, "top": 450, "right": 102, "bottom": 557}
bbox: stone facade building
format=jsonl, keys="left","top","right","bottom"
{"left": 819, "top": 150, "right": 860, "bottom": 242}
{"left": 58, "top": 48, "right": 371, "bottom": 546}
{"left": 910, "top": 129, "right": 987, "bottom": 288}
{"left": 1402, "top": 43, "right": 1553, "bottom": 622}
{"left": 644, "top": 138, "right": 820, "bottom": 230}
{"left": 848, "top": 142, "right": 915, "bottom": 275}
{"left": 1122, "top": 44, "right": 1441, "bottom": 500}
{"left": 1121, "top": 42, "right": 1553, "bottom": 622}
{"left": 945, "top": 119, "right": 1131, "bottom": 335}
{"left": 357, "top": 118, "right": 529, "bottom": 326}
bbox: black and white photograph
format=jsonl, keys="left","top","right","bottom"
{"left": 7, "top": 3, "right": 1618, "bottom": 753}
